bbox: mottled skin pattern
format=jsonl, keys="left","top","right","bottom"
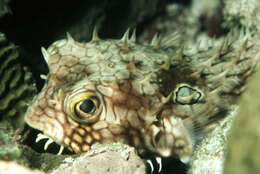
{"left": 25, "top": 29, "right": 258, "bottom": 162}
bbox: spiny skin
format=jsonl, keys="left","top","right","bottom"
{"left": 25, "top": 30, "right": 258, "bottom": 162}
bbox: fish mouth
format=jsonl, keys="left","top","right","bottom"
{"left": 35, "top": 133, "right": 65, "bottom": 155}
{"left": 24, "top": 128, "right": 73, "bottom": 155}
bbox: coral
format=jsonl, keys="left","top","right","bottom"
{"left": 139, "top": 0, "right": 223, "bottom": 44}
{"left": 222, "top": 0, "right": 260, "bottom": 30}
{"left": 0, "top": 128, "right": 21, "bottom": 161}
{"left": 0, "top": 32, "right": 36, "bottom": 130}
{"left": 138, "top": 3, "right": 199, "bottom": 43}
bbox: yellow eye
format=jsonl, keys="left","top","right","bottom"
{"left": 66, "top": 91, "right": 102, "bottom": 123}
{"left": 75, "top": 96, "right": 99, "bottom": 116}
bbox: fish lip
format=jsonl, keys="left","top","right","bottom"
{"left": 25, "top": 113, "right": 65, "bottom": 146}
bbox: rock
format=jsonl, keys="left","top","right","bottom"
{"left": 224, "top": 68, "right": 260, "bottom": 174}
{"left": 0, "top": 161, "right": 44, "bottom": 174}
{"left": 188, "top": 107, "right": 237, "bottom": 174}
{"left": 51, "top": 143, "right": 146, "bottom": 174}
{"left": 222, "top": 0, "right": 260, "bottom": 30}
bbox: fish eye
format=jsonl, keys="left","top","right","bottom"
{"left": 74, "top": 96, "right": 99, "bottom": 117}
{"left": 65, "top": 91, "right": 102, "bottom": 123}
{"left": 173, "top": 84, "right": 203, "bottom": 105}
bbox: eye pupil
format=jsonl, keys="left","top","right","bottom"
{"left": 79, "top": 99, "right": 95, "bottom": 113}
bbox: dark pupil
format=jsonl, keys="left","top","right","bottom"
{"left": 79, "top": 99, "right": 95, "bottom": 113}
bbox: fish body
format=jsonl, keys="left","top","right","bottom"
{"left": 25, "top": 29, "right": 258, "bottom": 162}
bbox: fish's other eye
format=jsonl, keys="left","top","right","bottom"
{"left": 173, "top": 84, "right": 203, "bottom": 105}
{"left": 65, "top": 91, "right": 102, "bottom": 123}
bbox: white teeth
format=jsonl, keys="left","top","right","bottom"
{"left": 156, "top": 157, "right": 162, "bottom": 172}
{"left": 35, "top": 133, "right": 50, "bottom": 143}
{"left": 146, "top": 158, "right": 163, "bottom": 173}
{"left": 44, "top": 138, "right": 54, "bottom": 150}
{"left": 57, "top": 146, "right": 64, "bottom": 155}
{"left": 146, "top": 159, "right": 154, "bottom": 173}
{"left": 35, "top": 133, "right": 65, "bottom": 155}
